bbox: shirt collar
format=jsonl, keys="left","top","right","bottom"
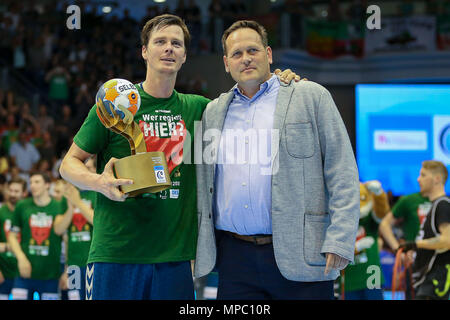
{"left": 232, "top": 74, "right": 279, "bottom": 101}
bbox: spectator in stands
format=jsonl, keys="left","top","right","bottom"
{"left": 9, "top": 131, "right": 40, "bottom": 175}
{"left": 38, "top": 131, "right": 56, "bottom": 168}
{"left": 54, "top": 104, "right": 75, "bottom": 158}
{"left": 12, "top": 35, "right": 26, "bottom": 72}
{"left": 141, "top": 6, "right": 161, "bottom": 27}
{"left": 208, "top": 0, "right": 224, "bottom": 52}
{"left": 45, "top": 55, "right": 71, "bottom": 111}
{"left": 5, "top": 90, "right": 18, "bottom": 116}
{"left": 1, "top": 115, "right": 19, "bottom": 158}
{"left": 185, "top": 0, "right": 202, "bottom": 53}
{"left": 222, "top": 0, "right": 248, "bottom": 30}
{"left": 285, "top": 0, "right": 314, "bottom": 48}
{"left": 36, "top": 104, "right": 55, "bottom": 134}
{"left": 73, "top": 81, "right": 94, "bottom": 129}
{"left": 0, "top": 146, "right": 8, "bottom": 176}
{"left": 36, "top": 159, "right": 52, "bottom": 181}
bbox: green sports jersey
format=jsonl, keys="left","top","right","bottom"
{"left": 67, "top": 190, "right": 96, "bottom": 267}
{"left": 0, "top": 204, "right": 18, "bottom": 279}
{"left": 392, "top": 192, "right": 431, "bottom": 241}
{"left": 11, "top": 198, "right": 66, "bottom": 280}
{"left": 344, "top": 212, "right": 384, "bottom": 292}
{"left": 73, "top": 86, "right": 210, "bottom": 264}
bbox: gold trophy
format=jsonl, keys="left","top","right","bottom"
{"left": 95, "top": 78, "right": 171, "bottom": 197}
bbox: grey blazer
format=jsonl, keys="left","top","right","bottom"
{"left": 194, "top": 80, "right": 360, "bottom": 282}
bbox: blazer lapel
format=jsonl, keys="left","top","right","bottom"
{"left": 207, "top": 90, "right": 234, "bottom": 177}
{"left": 273, "top": 82, "right": 294, "bottom": 133}
{"left": 272, "top": 83, "right": 294, "bottom": 162}
{"left": 211, "top": 90, "right": 234, "bottom": 132}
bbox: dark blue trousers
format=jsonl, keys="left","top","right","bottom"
{"left": 86, "top": 261, "right": 194, "bottom": 300}
{"left": 216, "top": 230, "right": 334, "bottom": 300}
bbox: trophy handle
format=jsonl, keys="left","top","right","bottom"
{"left": 124, "top": 122, "right": 147, "bottom": 155}
{"left": 96, "top": 99, "right": 147, "bottom": 155}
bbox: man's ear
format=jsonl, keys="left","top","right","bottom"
{"left": 182, "top": 49, "right": 187, "bottom": 65}
{"left": 142, "top": 45, "right": 147, "bottom": 62}
{"left": 223, "top": 55, "right": 229, "bottom": 73}
{"left": 266, "top": 46, "right": 273, "bottom": 65}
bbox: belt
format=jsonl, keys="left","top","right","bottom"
{"left": 225, "top": 231, "right": 273, "bottom": 245}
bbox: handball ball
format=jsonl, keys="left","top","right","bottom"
{"left": 96, "top": 78, "right": 141, "bottom": 124}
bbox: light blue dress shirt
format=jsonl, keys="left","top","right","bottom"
{"left": 214, "top": 74, "right": 280, "bottom": 235}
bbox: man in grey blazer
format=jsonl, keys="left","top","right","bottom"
{"left": 194, "top": 20, "right": 360, "bottom": 299}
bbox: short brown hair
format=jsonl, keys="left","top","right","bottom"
{"left": 422, "top": 160, "right": 448, "bottom": 184}
{"left": 141, "top": 14, "right": 191, "bottom": 50}
{"left": 8, "top": 177, "right": 27, "bottom": 191}
{"left": 222, "top": 20, "right": 268, "bottom": 56}
{"left": 30, "top": 171, "right": 51, "bottom": 184}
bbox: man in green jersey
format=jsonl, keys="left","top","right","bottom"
{"left": 60, "top": 14, "right": 209, "bottom": 300}
{"left": 56, "top": 181, "right": 95, "bottom": 300}
{"left": 380, "top": 192, "right": 432, "bottom": 251}
{"left": 7, "top": 172, "right": 71, "bottom": 300}
{"left": 0, "top": 177, "right": 27, "bottom": 299}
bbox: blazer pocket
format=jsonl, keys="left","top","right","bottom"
{"left": 284, "top": 122, "right": 315, "bottom": 158}
{"left": 303, "top": 212, "right": 330, "bottom": 266}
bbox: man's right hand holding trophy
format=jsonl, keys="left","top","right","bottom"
{"left": 95, "top": 78, "right": 171, "bottom": 198}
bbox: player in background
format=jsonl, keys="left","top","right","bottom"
{"left": 0, "top": 178, "right": 27, "bottom": 299}
{"left": 7, "top": 172, "right": 70, "bottom": 300}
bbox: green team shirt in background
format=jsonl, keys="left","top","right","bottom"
{"left": 67, "top": 190, "right": 96, "bottom": 267}
{"left": 392, "top": 192, "right": 431, "bottom": 241}
{"left": 343, "top": 213, "right": 384, "bottom": 292}
{"left": 73, "top": 86, "right": 210, "bottom": 264}
{"left": 11, "top": 198, "right": 67, "bottom": 280}
{"left": 0, "top": 204, "right": 18, "bottom": 279}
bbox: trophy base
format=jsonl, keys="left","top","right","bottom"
{"left": 113, "top": 152, "right": 171, "bottom": 197}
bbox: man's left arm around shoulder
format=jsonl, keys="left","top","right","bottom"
{"left": 315, "top": 87, "right": 360, "bottom": 271}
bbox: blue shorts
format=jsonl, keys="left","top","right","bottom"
{"left": 0, "top": 278, "right": 14, "bottom": 300}
{"left": 86, "top": 261, "right": 194, "bottom": 300}
{"left": 12, "top": 278, "right": 59, "bottom": 300}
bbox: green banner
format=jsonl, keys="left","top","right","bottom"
{"left": 305, "top": 18, "right": 365, "bottom": 58}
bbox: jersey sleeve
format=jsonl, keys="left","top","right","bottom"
{"left": 392, "top": 195, "right": 407, "bottom": 219}
{"left": 435, "top": 198, "right": 450, "bottom": 232}
{"left": 73, "top": 104, "right": 110, "bottom": 155}
{"left": 59, "top": 197, "right": 69, "bottom": 214}
{"left": 10, "top": 201, "right": 23, "bottom": 233}
{"left": 197, "top": 96, "right": 212, "bottom": 112}
{"left": 186, "top": 94, "right": 211, "bottom": 113}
